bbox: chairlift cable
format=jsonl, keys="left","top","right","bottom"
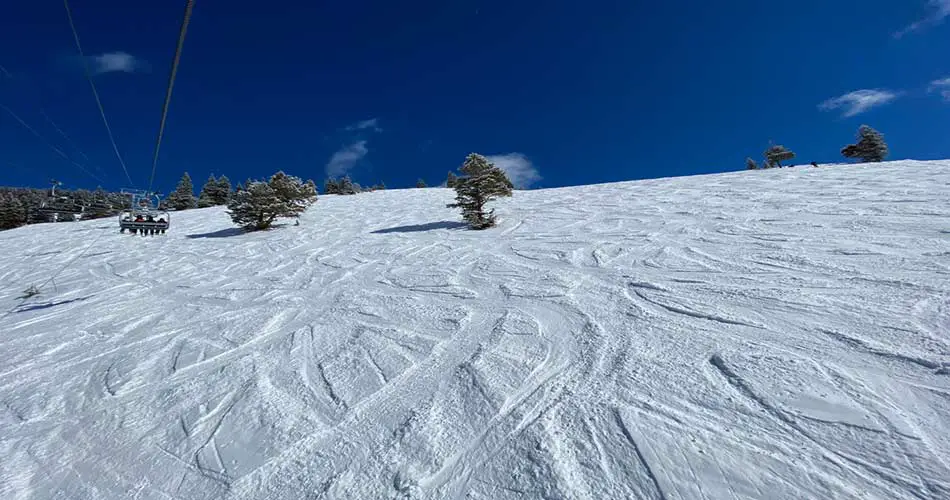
{"left": 63, "top": 0, "right": 136, "bottom": 187}
{"left": 147, "top": 0, "right": 195, "bottom": 195}
{"left": 0, "top": 102, "right": 107, "bottom": 185}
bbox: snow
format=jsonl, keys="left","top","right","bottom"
{"left": 1, "top": 160, "right": 949, "bottom": 499}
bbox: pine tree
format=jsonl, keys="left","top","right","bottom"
{"left": 841, "top": 125, "right": 888, "bottom": 163}
{"left": 167, "top": 172, "right": 197, "bottom": 210}
{"left": 268, "top": 171, "right": 317, "bottom": 219}
{"left": 213, "top": 175, "right": 232, "bottom": 204}
{"left": 764, "top": 144, "right": 795, "bottom": 168}
{"left": 227, "top": 172, "right": 317, "bottom": 230}
{"left": 198, "top": 174, "right": 232, "bottom": 207}
{"left": 227, "top": 182, "right": 284, "bottom": 230}
{"left": 449, "top": 153, "right": 513, "bottom": 229}
{"left": 324, "top": 178, "right": 340, "bottom": 194}
{"left": 0, "top": 194, "right": 27, "bottom": 230}
{"left": 197, "top": 174, "right": 219, "bottom": 208}
{"left": 446, "top": 171, "right": 458, "bottom": 188}
{"left": 416, "top": 178, "right": 427, "bottom": 188}
{"left": 339, "top": 176, "right": 358, "bottom": 195}
{"left": 745, "top": 157, "right": 759, "bottom": 170}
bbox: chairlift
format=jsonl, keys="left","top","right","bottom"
{"left": 33, "top": 179, "right": 85, "bottom": 222}
{"left": 119, "top": 190, "right": 169, "bottom": 235}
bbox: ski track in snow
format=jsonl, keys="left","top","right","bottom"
{"left": 1, "top": 161, "right": 949, "bottom": 499}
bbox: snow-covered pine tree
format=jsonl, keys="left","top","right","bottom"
{"left": 197, "top": 174, "right": 218, "bottom": 208}
{"left": 339, "top": 176, "right": 358, "bottom": 195}
{"left": 841, "top": 125, "right": 888, "bottom": 163}
{"left": 449, "top": 153, "right": 513, "bottom": 229}
{"left": 269, "top": 171, "right": 317, "bottom": 219}
{"left": 746, "top": 157, "right": 759, "bottom": 170}
{"left": 227, "top": 172, "right": 317, "bottom": 230}
{"left": 764, "top": 144, "right": 795, "bottom": 168}
{"left": 227, "top": 181, "right": 285, "bottom": 230}
{"left": 446, "top": 171, "right": 458, "bottom": 188}
{"left": 167, "top": 172, "right": 197, "bottom": 210}
{"left": 416, "top": 178, "right": 427, "bottom": 188}
{"left": 324, "top": 178, "right": 340, "bottom": 194}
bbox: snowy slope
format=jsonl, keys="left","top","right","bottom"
{"left": 1, "top": 160, "right": 949, "bottom": 499}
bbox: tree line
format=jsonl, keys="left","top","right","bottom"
{"left": 746, "top": 125, "right": 889, "bottom": 170}
{"left": 0, "top": 185, "right": 131, "bottom": 230}
{"left": 0, "top": 124, "right": 899, "bottom": 234}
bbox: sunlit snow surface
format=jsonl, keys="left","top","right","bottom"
{"left": 1, "top": 161, "right": 949, "bottom": 499}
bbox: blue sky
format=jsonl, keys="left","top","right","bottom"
{"left": 1, "top": 0, "right": 949, "bottom": 193}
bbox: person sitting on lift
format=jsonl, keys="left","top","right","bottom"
{"left": 134, "top": 215, "right": 145, "bottom": 222}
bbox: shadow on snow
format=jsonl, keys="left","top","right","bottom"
{"left": 186, "top": 228, "right": 247, "bottom": 239}
{"left": 372, "top": 221, "right": 467, "bottom": 234}
{"left": 16, "top": 296, "right": 91, "bottom": 313}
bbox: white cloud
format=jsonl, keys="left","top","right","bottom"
{"left": 345, "top": 118, "right": 382, "bottom": 132}
{"left": 930, "top": 77, "right": 950, "bottom": 101}
{"left": 818, "top": 89, "right": 899, "bottom": 117}
{"left": 895, "top": 0, "right": 950, "bottom": 38}
{"left": 92, "top": 52, "right": 144, "bottom": 74}
{"left": 325, "top": 140, "right": 368, "bottom": 177}
{"left": 486, "top": 153, "right": 541, "bottom": 189}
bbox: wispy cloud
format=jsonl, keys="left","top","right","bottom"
{"left": 929, "top": 77, "right": 950, "bottom": 101}
{"left": 895, "top": 0, "right": 950, "bottom": 38}
{"left": 325, "top": 140, "right": 368, "bottom": 178}
{"left": 486, "top": 153, "right": 541, "bottom": 189}
{"left": 818, "top": 89, "right": 899, "bottom": 117}
{"left": 0, "top": 64, "right": 11, "bottom": 79}
{"left": 345, "top": 118, "right": 382, "bottom": 132}
{"left": 92, "top": 52, "right": 145, "bottom": 74}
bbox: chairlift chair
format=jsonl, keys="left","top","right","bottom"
{"left": 35, "top": 181, "right": 86, "bottom": 222}
{"left": 119, "top": 190, "right": 169, "bottom": 235}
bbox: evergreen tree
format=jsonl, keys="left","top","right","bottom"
{"left": 324, "top": 178, "right": 340, "bottom": 194}
{"left": 167, "top": 172, "right": 197, "bottom": 210}
{"left": 746, "top": 157, "right": 759, "bottom": 170}
{"left": 764, "top": 144, "right": 795, "bottom": 168}
{"left": 449, "top": 153, "right": 513, "bottom": 229}
{"left": 227, "top": 182, "right": 284, "bottom": 230}
{"left": 197, "top": 174, "right": 232, "bottom": 207}
{"left": 841, "top": 125, "right": 888, "bottom": 163}
{"left": 197, "top": 174, "right": 219, "bottom": 208}
{"left": 269, "top": 171, "right": 317, "bottom": 219}
{"left": 213, "top": 175, "right": 232, "bottom": 204}
{"left": 0, "top": 194, "right": 27, "bottom": 230}
{"left": 446, "top": 171, "right": 458, "bottom": 188}
{"left": 339, "top": 176, "right": 359, "bottom": 195}
{"left": 227, "top": 172, "right": 317, "bottom": 230}
{"left": 416, "top": 178, "right": 427, "bottom": 188}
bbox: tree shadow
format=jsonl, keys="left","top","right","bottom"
{"left": 186, "top": 227, "right": 246, "bottom": 239}
{"left": 372, "top": 221, "right": 467, "bottom": 234}
{"left": 16, "top": 296, "right": 91, "bottom": 313}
